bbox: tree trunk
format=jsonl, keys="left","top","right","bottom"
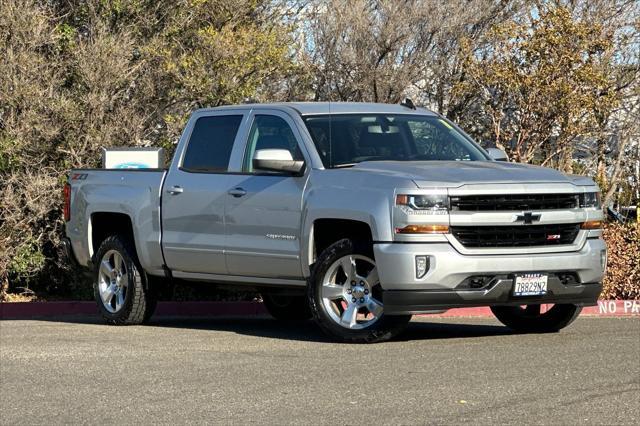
{"left": 603, "top": 136, "right": 629, "bottom": 207}
{"left": 559, "top": 144, "right": 574, "bottom": 174}
{"left": 595, "top": 135, "right": 607, "bottom": 189}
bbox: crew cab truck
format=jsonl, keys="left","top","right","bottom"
{"left": 64, "top": 102, "right": 606, "bottom": 343}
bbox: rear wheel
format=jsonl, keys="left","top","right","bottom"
{"left": 491, "top": 304, "right": 582, "bottom": 333}
{"left": 261, "top": 293, "right": 311, "bottom": 321}
{"left": 93, "top": 235, "right": 157, "bottom": 325}
{"left": 308, "top": 238, "right": 411, "bottom": 343}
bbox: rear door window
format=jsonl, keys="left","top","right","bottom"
{"left": 182, "top": 115, "right": 243, "bottom": 172}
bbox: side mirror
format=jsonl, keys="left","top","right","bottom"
{"left": 253, "top": 149, "right": 305, "bottom": 174}
{"left": 486, "top": 148, "right": 509, "bottom": 161}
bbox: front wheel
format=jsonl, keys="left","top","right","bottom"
{"left": 308, "top": 238, "right": 411, "bottom": 343}
{"left": 491, "top": 304, "right": 582, "bottom": 333}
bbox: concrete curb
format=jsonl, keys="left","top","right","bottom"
{"left": 1, "top": 300, "right": 638, "bottom": 320}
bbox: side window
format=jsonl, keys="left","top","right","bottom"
{"left": 243, "top": 115, "right": 303, "bottom": 172}
{"left": 182, "top": 115, "right": 243, "bottom": 172}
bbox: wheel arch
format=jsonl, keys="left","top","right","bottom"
{"left": 89, "top": 212, "right": 137, "bottom": 261}
{"left": 302, "top": 217, "right": 375, "bottom": 277}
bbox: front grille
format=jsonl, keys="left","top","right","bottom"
{"left": 451, "top": 223, "right": 581, "bottom": 248}
{"left": 450, "top": 193, "right": 579, "bottom": 211}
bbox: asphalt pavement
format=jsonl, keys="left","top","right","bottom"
{"left": 1, "top": 315, "right": 638, "bottom": 425}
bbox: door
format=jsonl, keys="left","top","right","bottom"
{"left": 225, "top": 112, "right": 308, "bottom": 279}
{"left": 161, "top": 112, "right": 246, "bottom": 274}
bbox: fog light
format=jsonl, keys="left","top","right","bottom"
{"left": 416, "top": 255, "right": 429, "bottom": 279}
{"left": 600, "top": 250, "right": 607, "bottom": 271}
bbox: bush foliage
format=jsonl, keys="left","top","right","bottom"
{"left": 0, "top": 0, "right": 299, "bottom": 298}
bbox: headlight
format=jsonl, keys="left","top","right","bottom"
{"left": 579, "top": 192, "right": 601, "bottom": 208}
{"left": 395, "top": 193, "right": 449, "bottom": 234}
{"left": 396, "top": 194, "right": 449, "bottom": 214}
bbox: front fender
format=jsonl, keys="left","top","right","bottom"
{"left": 299, "top": 171, "right": 413, "bottom": 277}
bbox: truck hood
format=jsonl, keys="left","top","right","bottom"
{"left": 350, "top": 161, "right": 595, "bottom": 188}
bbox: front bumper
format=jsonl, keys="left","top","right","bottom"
{"left": 374, "top": 238, "right": 606, "bottom": 314}
{"left": 383, "top": 281, "right": 602, "bottom": 315}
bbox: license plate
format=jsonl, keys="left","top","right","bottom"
{"left": 513, "top": 274, "right": 548, "bottom": 296}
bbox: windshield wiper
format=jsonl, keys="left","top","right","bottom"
{"left": 332, "top": 163, "right": 357, "bottom": 168}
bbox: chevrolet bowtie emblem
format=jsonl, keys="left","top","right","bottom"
{"left": 515, "top": 212, "right": 541, "bottom": 224}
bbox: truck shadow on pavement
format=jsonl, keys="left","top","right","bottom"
{"left": 142, "top": 316, "right": 514, "bottom": 343}
{"left": 30, "top": 315, "right": 514, "bottom": 343}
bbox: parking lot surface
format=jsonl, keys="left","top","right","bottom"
{"left": 1, "top": 316, "right": 638, "bottom": 425}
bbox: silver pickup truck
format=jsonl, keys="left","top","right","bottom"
{"left": 64, "top": 102, "right": 606, "bottom": 342}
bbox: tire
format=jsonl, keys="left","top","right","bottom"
{"left": 491, "top": 304, "right": 582, "bottom": 333}
{"left": 308, "top": 238, "right": 411, "bottom": 343}
{"left": 261, "top": 293, "right": 311, "bottom": 321}
{"left": 93, "top": 235, "right": 157, "bottom": 325}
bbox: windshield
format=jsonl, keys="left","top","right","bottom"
{"left": 302, "top": 114, "right": 489, "bottom": 168}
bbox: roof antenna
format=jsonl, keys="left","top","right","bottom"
{"left": 400, "top": 98, "right": 416, "bottom": 110}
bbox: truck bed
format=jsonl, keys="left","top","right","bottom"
{"left": 66, "top": 168, "right": 168, "bottom": 275}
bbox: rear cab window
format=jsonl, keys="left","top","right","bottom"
{"left": 181, "top": 115, "right": 243, "bottom": 173}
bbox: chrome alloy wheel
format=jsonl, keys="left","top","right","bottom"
{"left": 321, "top": 254, "right": 383, "bottom": 329}
{"left": 97, "top": 250, "right": 128, "bottom": 313}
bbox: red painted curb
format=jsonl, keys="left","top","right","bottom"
{"left": 418, "top": 300, "right": 640, "bottom": 318}
{"left": 0, "top": 300, "right": 638, "bottom": 320}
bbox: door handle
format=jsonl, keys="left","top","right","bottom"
{"left": 228, "top": 187, "right": 247, "bottom": 198}
{"left": 166, "top": 185, "right": 183, "bottom": 195}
